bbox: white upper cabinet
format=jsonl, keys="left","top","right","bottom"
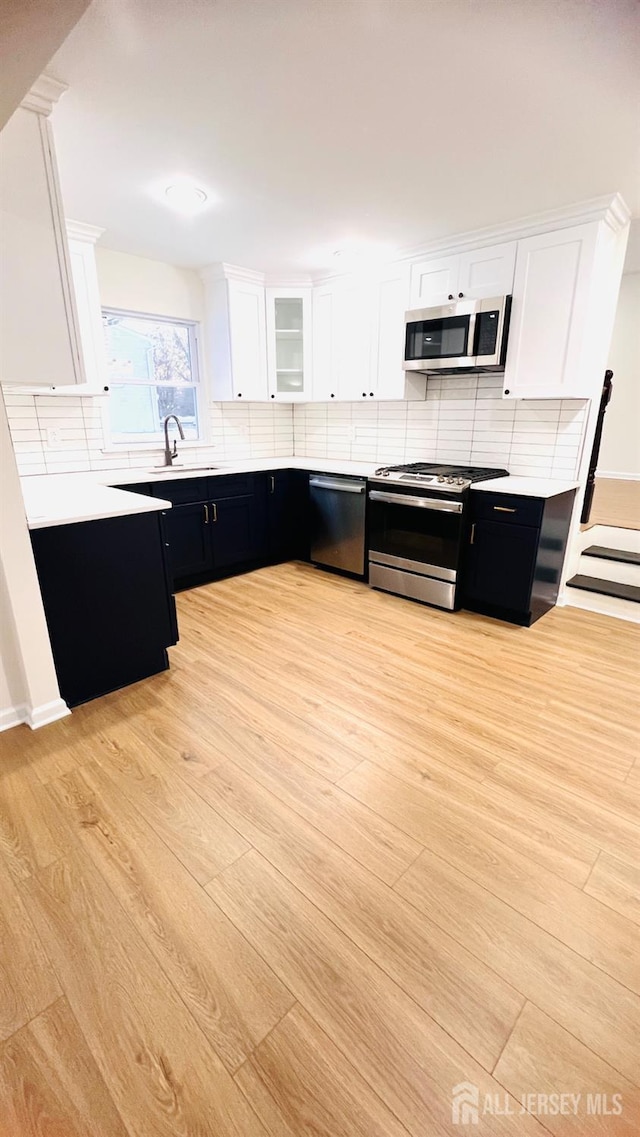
{"left": 202, "top": 266, "right": 268, "bottom": 401}
{"left": 66, "top": 222, "right": 109, "bottom": 391}
{"left": 373, "top": 263, "right": 424, "bottom": 400}
{"left": 228, "top": 278, "right": 268, "bottom": 401}
{"left": 265, "top": 287, "right": 312, "bottom": 401}
{"left": 373, "top": 264, "right": 409, "bottom": 399}
{"left": 333, "top": 278, "right": 373, "bottom": 401}
{"left": 0, "top": 82, "right": 84, "bottom": 387}
{"left": 409, "top": 253, "right": 459, "bottom": 307}
{"left": 409, "top": 241, "right": 516, "bottom": 307}
{"left": 311, "top": 283, "right": 337, "bottom": 400}
{"left": 312, "top": 266, "right": 424, "bottom": 402}
{"left": 312, "top": 278, "right": 373, "bottom": 401}
{"left": 202, "top": 199, "right": 628, "bottom": 405}
{"left": 502, "top": 224, "right": 600, "bottom": 399}
{"left": 456, "top": 242, "right": 516, "bottom": 299}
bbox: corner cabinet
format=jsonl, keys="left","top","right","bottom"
{"left": 265, "top": 288, "right": 312, "bottom": 401}
{"left": 201, "top": 266, "right": 269, "bottom": 401}
{"left": 0, "top": 81, "right": 85, "bottom": 387}
{"left": 30, "top": 511, "right": 177, "bottom": 707}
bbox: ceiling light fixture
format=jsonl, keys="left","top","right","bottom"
{"left": 164, "top": 181, "right": 208, "bottom": 215}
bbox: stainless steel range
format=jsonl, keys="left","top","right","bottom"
{"left": 368, "top": 462, "right": 509, "bottom": 610}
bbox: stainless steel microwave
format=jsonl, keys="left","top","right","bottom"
{"left": 403, "top": 294, "right": 512, "bottom": 374}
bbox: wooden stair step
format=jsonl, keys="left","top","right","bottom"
{"left": 583, "top": 545, "right": 640, "bottom": 567}
{"left": 566, "top": 574, "right": 640, "bottom": 603}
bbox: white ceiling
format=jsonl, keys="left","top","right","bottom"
{"left": 50, "top": 0, "right": 640, "bottom": 273}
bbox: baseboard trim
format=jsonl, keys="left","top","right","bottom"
{"left": 26, "top": 698, "right": 71, "bottom": 730}
{"left": 0, "top": 704, "right": 28, "bottom": 733}
{"left": 596, "top": 471, "right": 640, "bottom": 481}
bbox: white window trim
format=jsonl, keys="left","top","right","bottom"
{"left": 100, "top": 306, "right": 208, "bottom": 451}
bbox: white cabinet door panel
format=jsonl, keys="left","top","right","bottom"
{"left": 334, "top": 281, "right": 373, "bottom": 401}
{"left": 409, "top": 254, "right": 459, "bottom": 307}
{"left": 375, "top": 265, "right": 411, "bottom": 400}
{"left": 503, "top": 224, "right": 598, "bottom": 399}
{"left": 312, "top": 285, "right": 336, "bottom": 400}
{"left": 228, "top": 280, "right": 267, "bottom": 401}
{"left": 0, "top": 109, "right": 82, "bottom": 386}
{"left": 457, "top": 241, "right": 516, "bottom": 299}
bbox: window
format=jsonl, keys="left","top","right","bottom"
{"left": 102, "top": 309, "right": 202, "bottom": 445}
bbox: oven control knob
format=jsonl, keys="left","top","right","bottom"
{"left": 457, "top": 477, "right": 465, "bottom": 485}
{"left": 437, "top": 476, "right": 445, "bottom": 482}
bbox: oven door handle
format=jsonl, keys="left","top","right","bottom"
{"left": 368, "top": 490, "right": 464, "bottom": 514}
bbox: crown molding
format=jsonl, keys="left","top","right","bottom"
{"left": 21, "top": 73, "right": 68, "bottom": 116}
{"left": 264, "top": 274, "right": 313, "bottom": 288}
{"left": 202, "top": 195, "right": 631, "bottom": 288}
{"left": 66, "top": 219, "right": 105, "bottom": 244}
{"left": 392, "top": 193, "right": 632, "bottom": 268}
{"left": 200, "top": 262, "right": 266, "bottom": 285}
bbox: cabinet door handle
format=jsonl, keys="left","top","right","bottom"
{"left": 203, "top": 504, "right": 209, "bottom": 524}
{"left": 269, "top": 475, "right": 275, "bottom": 494}
{"left": 212, "top": 502, "right": 217, "bottom": 522}
{"left": 493, "top": 506, "right": 517, "bottom": 513}
{"left": 470, "top": 522, "right": 475, "bottom": 545}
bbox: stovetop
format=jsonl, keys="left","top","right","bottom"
{"left": 371, "top": 462, "right": 509, "bottom": 492}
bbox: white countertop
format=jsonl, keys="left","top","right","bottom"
{"left": 103, "top": 457, "right": 378, "bottom": 484}
{"left": 471, "top": 476, "right": 579, "bottom": 498}
{"left": 20, "top": 459, "right": 579, "bottom": 528}
{"left": 22, "top": 477, "right": 172, "bottom": 530}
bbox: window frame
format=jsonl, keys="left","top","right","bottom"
{"left": 100, "top": 306, "right": 206, "bottom": 451}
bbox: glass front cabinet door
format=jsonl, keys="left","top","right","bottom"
{"left": 266, "top": 287, "right": 312, "bottom": 401}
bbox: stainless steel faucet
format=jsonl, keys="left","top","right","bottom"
{"left": 163, "top": 414, "right": 185, "bottom": 466}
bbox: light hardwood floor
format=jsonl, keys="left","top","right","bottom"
{"left": 1, "top": 561, "right": 639, "bottom": 1136}
{"left": 583, "top": 477, "right": 640, "bottom": 530}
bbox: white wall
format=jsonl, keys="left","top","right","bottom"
{"left": 598, "top": 271, "right": 640, "bottom": 478}
{"left": 0, "top": 567, "right": 24, "bottom": 729}
{"left": 95, "top": 247, "right": 205, "bottom": 323}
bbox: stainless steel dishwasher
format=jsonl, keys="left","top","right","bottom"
{"left": 309, "top": 474, "right": 367, "bottom": 577}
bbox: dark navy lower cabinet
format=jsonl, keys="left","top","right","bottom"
{"left": 266, "top": 469, "right": 309, "bottom": 562}
{"left": 462, "top": 490, "right": 576, "bottom": 626}
{"left": 154, "top": 471, "right": 308, "bottom": 590}
{"left": 163, "top": 501, "right": 213, "bottom": 580}
{"left": 212, "top": 493, "right": 266, "bottom": 570}
{"left": 30, "top": 511, "right": 178, "bottom": 708}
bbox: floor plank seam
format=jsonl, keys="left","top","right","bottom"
{"left": 210, "top": 845, "right": 510, "bottom": 1078}
{"left": 388, "top": 843, "right": 640, "bottom": 998}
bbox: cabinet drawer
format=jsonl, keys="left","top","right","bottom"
{"left": 208, "top": 474, "right": 254, "bottom": 499}
{"left": 151, "top": 477, "right": 209, "bottom": 504}
{"left": 472, "top": 493, "right": 544, "bottom": 528}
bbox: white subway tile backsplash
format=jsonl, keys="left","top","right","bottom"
{"left": 8, "top": 375, "right": 584, "bottom": 483}
{"left": 293, "top": 376, "right": 582, "bottom": 479}
{"left": 8, "top": 395, "right": 295, "bottom": 475}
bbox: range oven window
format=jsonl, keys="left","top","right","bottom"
{"left": 405, "top": 315, "right": 471, "bottom": 361}
{"left": 369, "top": 495, "right": 462, "bottom": 571}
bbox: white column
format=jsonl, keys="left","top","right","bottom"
{"left": 0, "top": 387, "right": 69, "bottom": 730}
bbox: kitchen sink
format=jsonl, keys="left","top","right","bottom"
{"left": 147, "top": 465, "right": 222, "bottom": 474}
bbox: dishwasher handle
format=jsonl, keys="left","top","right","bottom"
{"left": 309, "top": 476, "right": 366, "bottom": 494}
